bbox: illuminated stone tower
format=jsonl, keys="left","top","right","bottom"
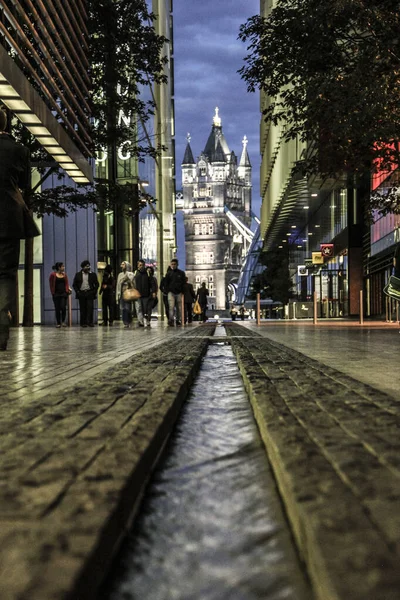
{"left": 182, "top": 108, "right": 252, "bottom": 310}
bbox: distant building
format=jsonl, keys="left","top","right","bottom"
{"left": 181, "top": 109, "right": 252, "bottom": 310}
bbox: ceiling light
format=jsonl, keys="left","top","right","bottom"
{"left": 291, "top": 225, "right": 296, "bottom": 228}
{"left": 308, "top": 233, "right": 313, "bottom": 236}
{"left": 303, "top": 205, "right": 309, "bottom": 209}
{"left": 16, "top": 113, "right": 41, "bottom": 124}
{"left": 1, "top": 98, "right": 31, "bottom": 111}
{"left": 26, "top": 125, "right": 52, "bottom": 136}
{"left": 315, "top": 225, "right": 320, "bottom": 228}
{"left": 311, "top": 193, "right": 318, "bottom": 197}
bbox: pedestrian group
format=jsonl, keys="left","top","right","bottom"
{"left": 47, "top": 257, "right": 209, "bottom": 329}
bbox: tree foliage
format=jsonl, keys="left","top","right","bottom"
{"left": 239, "top": 0, "right": 400, "bottom": 179}
{"left": 257, "top": 248, "right": 293, "bottom": 305}
{"left": 88, "top": 0, "right": 168, "bottom": 157}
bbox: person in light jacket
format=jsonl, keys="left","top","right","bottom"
{"left": 116, "top": 261, "right": 135, "bottom": 328}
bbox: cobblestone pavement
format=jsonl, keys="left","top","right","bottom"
{"left": 0, "top": 322, "right": 214, "bottom": 600}
{"left": 1, "top": 321, "right": 400, "bottom": 600}
{"left": 226, "top": 323, "right": 400, "bottom": 600}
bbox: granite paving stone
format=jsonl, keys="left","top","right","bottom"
{"left": 0, "top": 323, "right": 214, "bottom": 600}
{"left": 226, "top": 323, "right": 400, "bottom": 600}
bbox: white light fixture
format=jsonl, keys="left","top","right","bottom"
{"left": 303, "top": 205, "right": 309, "bottom": 209}
{"left": 311, "top": 193, "right": 318, "bottom": 197}
{"left": 0, "top": 50, "right": 93, "bottom": 184}
{"left": 291, "top": 225, "right": 296, "bottom": 228}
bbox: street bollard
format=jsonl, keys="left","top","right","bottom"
{"left": 397, "top": 301, "right": 399, "bottom": 324}
{"left": 385, "top": 296, "right": 389, "bottom": 322}
{"left": 359, "top": 290, "right": 364, "bottom": 325}
{"left": 256, "top": 292, "right": 261, "bottom": 326}
{"left": 313, "top": 291, "right": 318, "bottom": 324}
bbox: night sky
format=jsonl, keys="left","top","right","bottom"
{"left": 173, "top": 1, "right": 260, "bottom": 266}
{"left": 173, "top": 0, "right": 261, "bottom": 213}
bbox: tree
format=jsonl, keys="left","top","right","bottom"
{"left": 88, "top": 0, "right": 168, "bottom": 158}
{"left": 239, "top": 0, "right": 400, "bottom": 185}
{"left": 258, "top": 248, "right": 293, "bottom": 306}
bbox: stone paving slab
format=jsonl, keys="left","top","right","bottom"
{"left": 225, "top": 323, "right": 400, "bottom": 600}
{"left": 0, "top": 324, "right": 215, "bottom": 600}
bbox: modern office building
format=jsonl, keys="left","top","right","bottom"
{"left": 258, "top": 0, "right": 364, "bottom": 318}
{"left": 182, "top": 109, "right": 252, "bottom": 310}
{"left": 0, "top": 1, "right": 176, "bottom": 323}
{"left": 0, "top": 0, "right": 94, "bottom": 324}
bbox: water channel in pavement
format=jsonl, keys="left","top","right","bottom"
{"left": 99, "top": 330, "right": 312, "bottom": 600}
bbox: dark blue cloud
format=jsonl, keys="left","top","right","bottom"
{"left": 174, "top": 0, "right": 261, "bottom": 216}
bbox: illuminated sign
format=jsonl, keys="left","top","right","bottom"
{"left": 312, "top": 251, "right": 324, "bottom": 264}
{"left": 320, "top": 244, "right": 334, "bottom": 258}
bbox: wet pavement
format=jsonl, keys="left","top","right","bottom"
{"left": 0, "top": 319, "right": 399, "bottom": 600}
{"left": 100, "top": 343, "right": 311, "bottom": 600}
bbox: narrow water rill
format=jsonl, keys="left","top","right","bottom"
{"left": 100, "top": 336, "right": 311, "bottom": 600}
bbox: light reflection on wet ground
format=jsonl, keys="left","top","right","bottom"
{"left": 100, "top": 344, "right": 311, "bottom": 600}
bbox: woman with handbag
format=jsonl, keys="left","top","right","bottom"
{"left": 49, "top": 262, "right": 71, "bottom": 328}
{"left": 116, "top": 261, "right": 135, "bottom": 328}
{"left": 196, "top": 282, "right": 209, "bottom": 323}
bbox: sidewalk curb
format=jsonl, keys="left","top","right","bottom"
{"left": 228, "top": 331, "right": 400, "bottom": 600}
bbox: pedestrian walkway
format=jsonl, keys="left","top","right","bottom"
{"left": 0, "top": 321, "right": 399, "bottom": 600}
{"left": 226, "top": 322, "right": 400, "bottom": 600}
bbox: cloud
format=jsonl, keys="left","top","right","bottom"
{"left": 174, "top": 0, "right": 261, "bottom": 214}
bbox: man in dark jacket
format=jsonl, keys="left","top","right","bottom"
{"left": 164, "top": 258, "right": 186, "bottom": 326}
{"left": 72, "top": 260, "right": 99, "bottom": 327}
{"left": 133, "top": 259, "right": 156, "bottom": 327}
{"left": 0, "top": 109, "right": 40, "bottom": 350}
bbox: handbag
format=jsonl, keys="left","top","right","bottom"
{"left": 122, "top": 287, "right": 141, "bottom": 301}
{"left": 383, "top": 275, "right": 400, "bottom": 300}
{"left": 193, "top": 299, "right": 202, "bottom": 315}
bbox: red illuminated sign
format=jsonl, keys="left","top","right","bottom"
{"left": 320, "top": 244, "right": 334, "bottom": 258}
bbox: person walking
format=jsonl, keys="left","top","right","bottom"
{"left": 49, "top": 262, "right": 71, "bottom": 327}
{"left": 159, "top": 266, "right": 171, "bottom": 320}
{"left": 183, "top": 277, "right": 196, "bottom": 324}
{"left": 133, "top": 259, "right": 152, "bottom": 328}
{"left": 164, "top": 259, "right": 186, "bottom": 326}
{"left": 145, "top": 266, "right": 158, "bottom": 327}
{"left": 99, "top": 264, "right": 115, "bottom": 326}
{"left": 72, "top": 260, "right": 99, "bottom": 327}
{"left": 196, "top": 282, "right": 209, "bottom": 323}
{"left": 0, "top": 109, "right": 40, "bottom": 350}
{"left": 116, "top": 261, "right": 135, "bottom": 328}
